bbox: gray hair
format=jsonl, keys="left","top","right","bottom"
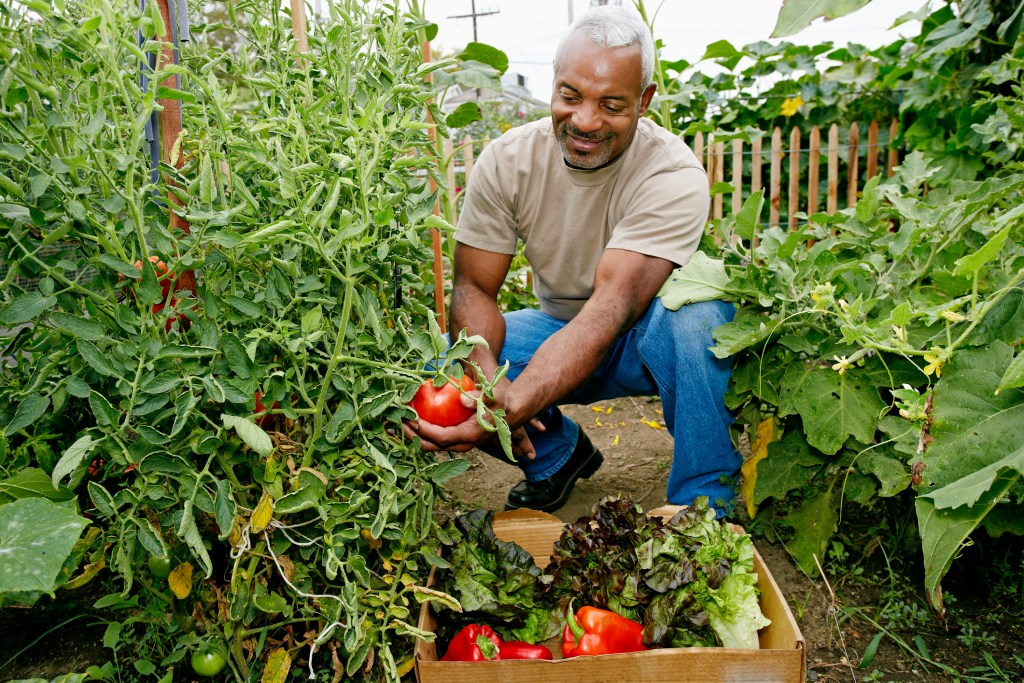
{"left": 556, "top": 6, "right": 655, "bottom": 89}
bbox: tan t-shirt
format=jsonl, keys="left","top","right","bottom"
{"left": 456, "top": 117, "right": 709, "bottom": 320}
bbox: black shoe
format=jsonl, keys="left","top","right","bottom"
{"left": 504, "top": 430, "right": 604, "bottom": 513}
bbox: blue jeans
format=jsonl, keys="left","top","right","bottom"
{"left": 496, "top": 298, "right": 740, "bottom": 512}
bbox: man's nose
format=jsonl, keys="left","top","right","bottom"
{"left": 570, "top": 101, "right": 601, "bottom": 133}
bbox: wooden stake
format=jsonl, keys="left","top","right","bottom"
{"left": 421, "top": 39, "right": 447, "bottom": 333}
{"left": 289, "top": 0, "right": 309, "bottom": 67}
{"left": 155, "top": 0, "right": 195, "bottom": 295}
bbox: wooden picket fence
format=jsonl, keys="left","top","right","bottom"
{"left": 445, "top": 119, "right": 901, "bottom": 233}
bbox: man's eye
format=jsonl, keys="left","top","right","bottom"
{"left": 559, "top": 92, "right": 578, "bottom": 103}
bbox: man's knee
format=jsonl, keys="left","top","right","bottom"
{"left": 650, "top": 298, "right": 734, "bottom": 349}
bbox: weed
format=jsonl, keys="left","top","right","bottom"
{"left": 956, "top": 625, "right": 996, "bottom": 649}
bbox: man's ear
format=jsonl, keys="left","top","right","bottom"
{"left": 638, "top": 83, "right": 657, "bottom": 115}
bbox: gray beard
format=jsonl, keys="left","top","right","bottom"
{"left": 557, "top": 124, "right": 614, "bottom": 169}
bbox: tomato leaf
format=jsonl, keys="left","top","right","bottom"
{"left": 5, "top": 393, "right": 50, "bottom": 435}
{"left": 222, "top": 414, "right": 273, "bottom": 457}
{"left": 0, "top": 291, "right": 58, "bottom": 325}
{"left": 168, "top": 562, "right": 193, "bottom": 599}
{"left": 51, "top": 434, "right": 97, "bottom": 488}
{"left": 423, "top": 458, "right": 470, "bottom": 485}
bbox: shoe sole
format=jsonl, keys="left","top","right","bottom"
{"left": 504, "top": 449, "right": 604, "bottom": 513}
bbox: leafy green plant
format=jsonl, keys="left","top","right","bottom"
{"left": 640, "top": 0, "right": 1024, "bottom": 185}
{"left": 0, "top": 0, "right": 508, "bottom": 679}
{"left": 661, "top": 145, "right": 1024, "bottom": 612}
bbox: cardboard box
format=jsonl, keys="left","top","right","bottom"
{"left": 415, "top": 506, "right": 806, "bottom": 683}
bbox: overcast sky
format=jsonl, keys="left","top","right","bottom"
{"left": 424, "top": 0, "right": 930, "bottom": 101}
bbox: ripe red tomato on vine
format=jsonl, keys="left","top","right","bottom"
{"left": 409, "top": 374, "right": 476, "bottom": 427}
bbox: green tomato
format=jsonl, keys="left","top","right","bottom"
{"left": 148, "top": 555, "right": 172, "bottom": 580}
{"left": 191, "top": 648, "right": 227, "bottom": 677}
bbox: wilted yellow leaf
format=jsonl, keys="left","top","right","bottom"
{"left": 612, "top": 434, "right": 620, "bottom": 446}
{"left": 262, "top": 647, "right": 291, "bottom": 683}
{"left": 251, "top": 491, "right": 274, "bottom": 533}
{"left": 640, "top": 418, "right": 664, "bottom": 430}
{"left": 169, "top": 562, "right": 194, "bottom": 599}
{"left": 741, "top": 417, "right": 778, "bottom": 519}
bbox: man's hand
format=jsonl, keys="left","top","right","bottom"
{"left": 402, "top": 382, "right": 545, "bottom": 460}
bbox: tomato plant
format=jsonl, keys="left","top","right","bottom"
{"left": 410, "top": 374, "right": 476, "bottom": 426}
{"left": 0, "top": 0, "right": 512, "bottom": 679}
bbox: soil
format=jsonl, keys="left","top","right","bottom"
{"left": 2, "top": 396, "right": 1021, "bottom": 682}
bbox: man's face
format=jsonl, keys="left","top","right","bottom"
{"left": 550, "top": 31, "right": 656, "bottom": 169}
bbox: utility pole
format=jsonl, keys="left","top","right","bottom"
{"left": 448, "top": 0, "right": 500, "bottom": 100}
{"left": 447, "top": 0, "right": 499, "bottom": 44}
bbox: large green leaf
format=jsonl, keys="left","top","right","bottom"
{"left": 921, "top": 343, "right": 1024, "bottom": 489}
{"left": 777, "top": 362, "right": 886, "bottom": 455}
{"left": 0, "top": 497, "right": 90, "bottom": 597}
{"left": 710, "top": 314, "right": 777, "bottom": 359}
{"left": 967, "top": 289, "right": 1024, "bottom": 348}
{"left": 916, "top": 462, "right": 1019, "bottom": 614}
{"left": 771, "top": 0, "right": 872, "bottom": 38}
{"left": 784, "top": 490, "right": 838, "bottom": 575}
{"left": 457, "top": 42, "right": 508, "bottom": 74}
{"left": 753, "top": 430, "right": 825, "bottom": 504}
{"left": 658, "top": 252, "right": 730, "bottom": 310}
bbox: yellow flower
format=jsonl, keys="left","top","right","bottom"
{"left": 780, "top": 95, "right": 804, "bottom": 117}
{"left": 923, "top": 353, "right": 944, "bottom": 378}
{"left": 832, "top": 355, "right": 852, "bottom": 375}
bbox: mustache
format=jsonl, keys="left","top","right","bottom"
{"left": 559, "top": 123, "right": 612, "bottom": 141}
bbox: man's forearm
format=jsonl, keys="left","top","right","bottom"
{"left": 502, "top": 298, "right": 629, "bottom": 427}
{"left": 449, "top": 284, "right": 506, "bottom": 379}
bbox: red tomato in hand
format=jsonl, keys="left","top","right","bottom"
{"left": 409, "top": 374, "right": 476, "bottom": 427}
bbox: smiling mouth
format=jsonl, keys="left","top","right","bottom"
{"left": 562, "top": 127, "right": 610, "bottom": 153}
{"left": 569, "top": 134, "right": 603, "bottom": 151}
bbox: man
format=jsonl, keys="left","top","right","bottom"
{"left": 405, "top": 6, "right": 740, "bottom": 515}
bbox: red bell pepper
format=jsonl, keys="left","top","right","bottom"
{"left": 441, "top": 625, "right": 553, "bottom": 662}
{"left": 441, "top": 624, "right": 502, "bottom": 661}
{"left": 498, "top": 641, "right": 553, "bottom": 660}
{"left": 562, "top": 603, "right": 648, "bottom": 657}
